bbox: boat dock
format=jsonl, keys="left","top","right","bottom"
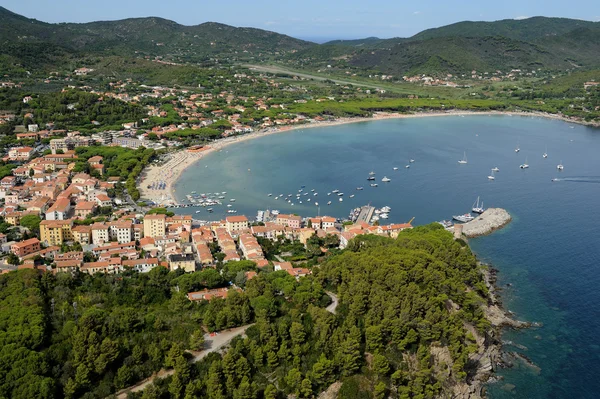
{"left": 355, "top": 205, "right": 376, "bottom": 224}
{"left": 455, "top": 208, "right": 512, "bottom": 238}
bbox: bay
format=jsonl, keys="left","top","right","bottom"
{"left": 174, "top": 115, "right": 600, "bottom": 398}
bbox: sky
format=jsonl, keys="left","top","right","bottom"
{"left": 3, "top": 0, "right": 600, "bottom": 41}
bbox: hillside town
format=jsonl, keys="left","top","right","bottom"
{"left": 0, "top": 136, "right": 413, "bottom": 299}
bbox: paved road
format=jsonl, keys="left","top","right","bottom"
{"left": 326, "top": 291, "right": 338, "bottom": 314}
{"left": 115, "top": 324, "right": 253, "bottom": 398}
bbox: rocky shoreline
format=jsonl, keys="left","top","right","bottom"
{"left": 460, "top": 265, "right": 537, "bottom": 398}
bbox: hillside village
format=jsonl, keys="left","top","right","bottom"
{"left": 0, "top": 134, "right": 413, "bottom": 300}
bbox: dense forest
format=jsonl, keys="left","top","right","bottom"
{"left": 0, "top": 224, "right": 493, "bottom": 399}
{"left": 0, "top": 90, "right": 147, "bottom": 131}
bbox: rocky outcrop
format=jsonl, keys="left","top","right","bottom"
{"left": 461, "top": 208, "right": 512, "bottom": 238}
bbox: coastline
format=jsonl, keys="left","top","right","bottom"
{"left": 139, "top": 109, "right": 597, "bottom": 205}
{"left": 461, "top": 264, "right": 531, "bottom": 398}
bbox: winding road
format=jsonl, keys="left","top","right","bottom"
{"left": 326, "top": 291, "right": 338, "bottom": 314}
{"left": 115, "top": 324, "right": 253, "bottom": 398}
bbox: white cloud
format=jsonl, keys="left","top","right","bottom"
{"left": 264, "top": 21, "right": 280, "bottom": 26}
{"left": 413, "top": 11, "right": 421, "bottom": 15}
{"left": 514, "top": 16, "right": 530, "bottom": 20}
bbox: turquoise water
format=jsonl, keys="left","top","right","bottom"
{"left": 174, "top": 115, "right": 600, "bottom": 397}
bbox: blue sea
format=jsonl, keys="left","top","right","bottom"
{"left": 174, "top": 115, "right": 600, "bottom": 397}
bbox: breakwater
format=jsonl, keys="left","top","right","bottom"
{"left": 458, "top": 208, "right": 512, "bottom": 238}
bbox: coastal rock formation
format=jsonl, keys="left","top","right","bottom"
{"left": 461, "top": 208, "right": 512, "bottom": 238}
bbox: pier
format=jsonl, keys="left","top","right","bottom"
{"left": 457, "top": 208, "right": 512, "bottom": 238}
{"left": 355, "top": 205, "right": 375, "bottom": 224}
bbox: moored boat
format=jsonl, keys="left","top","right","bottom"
{"left": 472, "top": 196, "right": 485, "bottom": 213}
{"left": 453, "top": 213, "right": 475, "bottom": 223}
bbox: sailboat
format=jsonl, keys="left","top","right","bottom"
{"left": 543, "top": 146, "right": 548, "bottom": 158}
{"left": 458, "top": 151, "right": 468, "bottom": 164}
{"left": 520, "top": 157, "right": 529, "bottom": 169}
{"left": 472, "top": 197, "right": 485, "bottom": 213}
{"left": 557, "top": 160, "right": 564, "bottom": 170}
{"left": 515, "top": 141, "right": 520, "bottom": 153}
{"left": 488, "top": 169, "right": 495, "bottom": 180}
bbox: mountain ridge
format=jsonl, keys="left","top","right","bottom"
{"left": 1, "top": 7, "right": 599, "bottom": 76}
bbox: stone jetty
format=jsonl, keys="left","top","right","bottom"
{"left": 459, "top": 208, "right": 512, "bottom": 238}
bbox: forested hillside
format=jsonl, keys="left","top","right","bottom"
{"left": 0, "top": 6, "right": 312, "bottom": 65}
{"left": 0, "top": 224, "right": 496, "bottom": 398}
{"left": 2, "top": 7, "right": 599, "bottom": 77}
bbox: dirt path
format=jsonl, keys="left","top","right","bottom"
{"left": 326, "top": 291, "right": 338, "bottom": 314}
{"left": 115, "top": 324, "right": 253, "bottom": 398}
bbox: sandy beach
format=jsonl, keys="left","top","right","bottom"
{"left": 138, "top": 109, "right": 597, "bottom": 205}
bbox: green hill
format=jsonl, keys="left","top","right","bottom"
{"left": 411, "top": 16, "right": 599, "bottom": 41}
{"left": 288, "top": 17, "right": 600, "bottom": 76}
{"left": 0, "top": 6, "right": 313, "bottom": 64}
{"left": 2, "top": 7, "right": 600, "bottom": 78}
{"left": 348, "top": 35, "right": 576, "bottom": 76}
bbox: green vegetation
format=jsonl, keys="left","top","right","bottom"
{"left": 0, "top": 162, "right": 17, "bottom": 179}
{"left": 0, "top": 224, "right": 494, "bottom": 398}
{"left": 19, "top": 90, "right": 146, "bottom": 131}
{"left": 289, "top": 98, "right": 507, "bottom": 117}
{"left": 0, "top": 6, "right": 312, "bottom": 69}
{"left": 73, "top": 146, "right": 155, "bottom": 201}
{"left": 146, "top": 207, "right": 175, "bottom": 217}
{"left": 19, "top": 214, "right": 42, "bottom": 233}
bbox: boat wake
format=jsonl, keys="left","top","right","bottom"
{"left": 552, "top": 176, "right": 600, "bottom": 184}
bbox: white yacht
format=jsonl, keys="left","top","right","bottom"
{"left": 458, "top": 152, "right": 468, "bottom": 164}
{"left": 393, "top": 167, "right": 399, "bottom": 170}
{"left": 327, "top": 201, "right": 332, "bottom": 205}
{"left": 332, "top": 189, "right": 340, "bottom": 193}
{"left": 380, "top": 213, "right": 389, "bottom": 219}
{"left": 405, "top": 164, "right": 410, "bottom": 169}
{"left": 515, "top": 141, "right": 520, "bottom": 153}
{"left": 488, "top": 169, "right": 495, "bottom": 180}
{"left": 557, "top": 161, "right": 564, "bottom": 170}
{"left": 230, "top": 198, "right": 236, "bottom": 202}
{"left": 410, "top": 159, "right": 415, "bottom": 163}
{"left": 520, "top": 158, "right": 529, "bottom": 169}
{"left": 339, "top": 197, "right": 343, "bottom": 202}
{"left": 381, "top": 176, "right": 391, "bottom": 182}
{"left": 453, "top": 213, "right": 475, "bottom": 223}
{"left": 472, "top": 197, "right": 485, "bottom": 213}
{"left": 369, "top": 171, "right": 376, "bottom": 176}
{"left": 349, "top": 194, "right": 355, "bottom": 198}
{"left": 356, "top": 187, "right": 364, "bottom": 190}
{"left": 492, "top": 167, "right": 500, "bottom": 172}
{"left": 268, "top": 193, "right": 272, "bottom": 196}
{"left": 370, "top": 183, "right": 378, "bottom": 187}
{"left": 337, "top": 192, "right": 344, "bottom": 196}
{"left": 543, "top": 146, "right": 548, "bottom": 158}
